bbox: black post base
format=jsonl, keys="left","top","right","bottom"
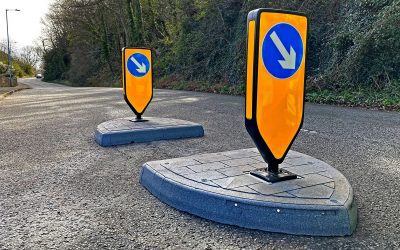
{"left": 132, "top": 118, "right": 149, "bottom": 123}
{"left": 130, "top": 115, "right": 149, "bottom": 123}
{"left": 250, "top": 168, "right": 297, "bottom": 183}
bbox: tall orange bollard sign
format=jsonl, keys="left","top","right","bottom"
{"left": 245, "top": 9, "right": 308, "bottom": 182}
{"left": 122, "top": 47, "right": 153, "bottom": 120}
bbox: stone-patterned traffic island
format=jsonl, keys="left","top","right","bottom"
{"left": 95, "top": 117, "right": 204, "bottom": 147}
{"left": 140, "top": 148, "right": 357, "bottom": 236}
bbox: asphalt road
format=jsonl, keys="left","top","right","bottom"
{"left": 0, "top": 78, "right": 399, "bottom": 249}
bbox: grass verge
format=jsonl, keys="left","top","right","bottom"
{"left": 306, "top": 84, "right": 400, "bottom": 111}
{"left": 155, "top": 77, "right": 245, "bottom": 96}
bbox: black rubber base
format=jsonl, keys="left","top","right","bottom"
{"left": 129, "top": 118, "right": 149, "bottom": 123}
{"left": 250, "top": 169, "right": 298, "bottom": 183}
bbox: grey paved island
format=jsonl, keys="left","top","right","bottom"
{"left": 140, "top": 148, "right": 357, "bottom": 236}
{"left": 95, "top": 117, "right": 204, "bottom": 146}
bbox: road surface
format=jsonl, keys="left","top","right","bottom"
{"left": 1, "top": 78, "right": 399, "bottom": 249}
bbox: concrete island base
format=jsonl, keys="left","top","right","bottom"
{"left": 95, "top": 117, "right": 204, "bottom": 147}
{"left": 140, "top": 148, "right": 357, "bottom": 236}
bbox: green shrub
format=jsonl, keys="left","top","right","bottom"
{"left": 342, "top": 1, "right": 400, "bottom": 88}
{"left": 12, "top": 62, "right": 24, "bottom": 77}
{"left": 0, "top": 61, "right": 7, "bottom": 74}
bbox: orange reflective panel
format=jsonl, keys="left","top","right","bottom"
{"left": 246, "top": 21, "right": 256, "bottom": 120}
{"left": 256, "top": 12, "right": 308, "bottom": 159}
{"left": 123, "top": 48, "right": 153, "bottom": 115}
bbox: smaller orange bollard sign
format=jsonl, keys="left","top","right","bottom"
{"left": 245, "top": 9, "right": 308, "bottom": 182}
{"left": 122, "top": 47, "right": 153, "bottom": 119}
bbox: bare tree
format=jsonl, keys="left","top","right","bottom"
{"left": 19, "top": 46, "right": 40, "bottom": 68}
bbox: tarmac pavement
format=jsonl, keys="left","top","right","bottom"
{"left": 0, "top": 78, "right": 399, "bottom": 249}
{"left": 0, "top": 83, "right": 31, "bottom": 101}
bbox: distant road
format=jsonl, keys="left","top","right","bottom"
{"left": 0, "top": 78, "right": 399, "bottom": 249}
{"left": 20, "top": 78, "right": 68, "bottom": 88}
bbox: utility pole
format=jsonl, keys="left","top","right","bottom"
{"left": 5, "top": 9, "right": 20, "bottom": 87}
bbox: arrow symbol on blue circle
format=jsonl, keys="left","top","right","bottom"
{"left": 270, "top": 31, "right": 296, "bottom": 70}
{"left": 130, "top": 56, "right": 147, "bottom": 73}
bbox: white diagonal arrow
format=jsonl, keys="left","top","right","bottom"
{"left": 270, "top": 31, "right": 296, "bottom": 70}
{"left": 130, "top": 56, "right": 147, "bottom": 73}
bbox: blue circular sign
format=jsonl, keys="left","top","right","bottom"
{"left": 262, "top": 23, "right": 303, "bottom": 79}
{"left": 127, "top": 53, "right": 150, "bottom": 77}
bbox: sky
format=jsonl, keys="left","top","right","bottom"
{"left": 0, "top": 0, "right": 53, "bottom": 50}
